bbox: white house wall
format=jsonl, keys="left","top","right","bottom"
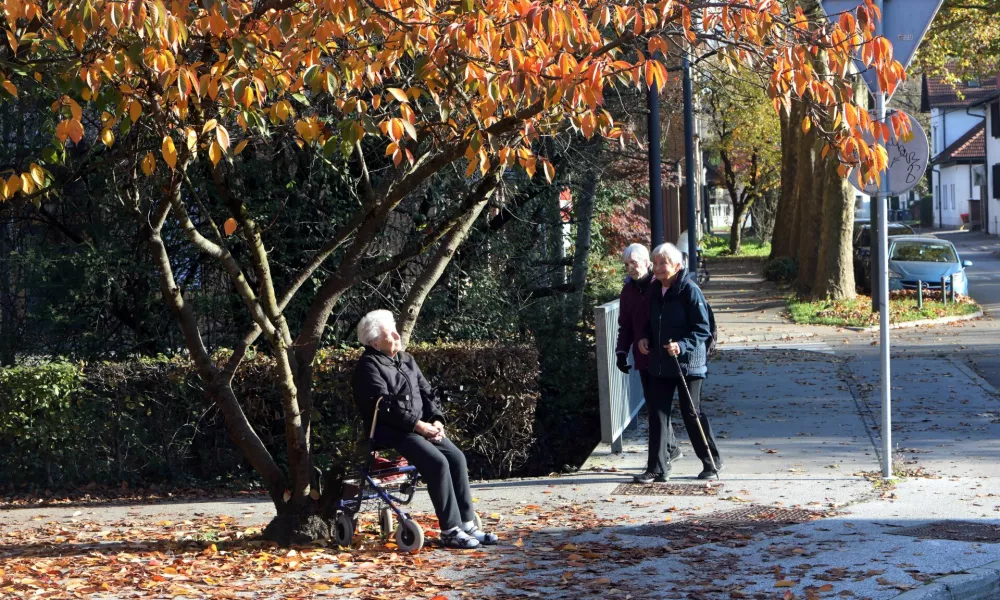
{"left": 930, "top": 108, "right": 984, "bottom": 154}
{"left": 933, "top": 164, "right": 972, "bottom": 228}
{"left": 988, "top": 99, "right": 1000, "bottom": 235}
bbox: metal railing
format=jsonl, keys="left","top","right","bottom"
{"left": 594, "top": 298, "right": 646, "bottom": 453}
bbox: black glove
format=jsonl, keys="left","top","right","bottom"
{"left": 615, "top": 354, "right": 631, "bottom": 374}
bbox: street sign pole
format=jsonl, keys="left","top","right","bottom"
{"left": 874, "top": 12, "right": 893, "bottom": 479}
{"left": 824, "top": 0, "right": 944, "bottom": 481}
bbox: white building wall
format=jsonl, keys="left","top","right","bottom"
{"left": 988, "top": 100, "right": 1000, "bottom": 235}
{"left": 933, "top": 164, "right": 972, "bottom": 228}
{"left": 930, "top": 108, "right": 984, "bottom": 154}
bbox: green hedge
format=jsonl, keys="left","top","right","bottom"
{"left": 0, "top": 344, "right": 541, "bottom": 488}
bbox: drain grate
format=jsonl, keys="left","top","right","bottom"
{"left": 888, "top": 521, "right": 1000, "bottom": 543}
{"left": 624, "top": 505, "right": 830, "bottom": 545}
{"left": 701, "top": 506, "right": 828, "bottom": 523}
{"left": 612, "top": 483, "right": 722, "bottom": 497}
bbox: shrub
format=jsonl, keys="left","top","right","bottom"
{"left": 0, "top": 344, "right": 541, "bottom": 488}
{"left": 764, "top": 257, "right": 798, "bottom": 283}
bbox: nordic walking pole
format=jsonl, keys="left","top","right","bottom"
{"left": 668, "top": 339, "right": 719, "bottom": 481}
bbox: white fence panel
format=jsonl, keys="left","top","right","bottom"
{"left": 594, "top": 299, "right": 646, "bottom": 453}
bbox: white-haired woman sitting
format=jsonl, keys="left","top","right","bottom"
{"left": 351, "top": 309, "right": 498, "bottom": 549}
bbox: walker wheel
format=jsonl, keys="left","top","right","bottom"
{"left": 333, "top": 511, "right": 355, "bottom": 548}
{"left": 394, "top": 518, "right": 424, "bottom": 552}
{"left": 378, "top": 507, "right": 395, "bottom": 540}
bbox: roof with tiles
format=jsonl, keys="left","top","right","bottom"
{"left": 933, "top": 122, "right": 985, "bottom": 164}
{"left": 921, "top": 72, "right": 999, "bottom": 111}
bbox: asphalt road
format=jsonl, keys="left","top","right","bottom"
{"left": 893, "top": 229, "right": 1000, "bottom": 392}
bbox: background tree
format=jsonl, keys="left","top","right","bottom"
{"left": 1, "top": 0, "right": 906, "bottom": 541}
{"left": 703, "top": 66, "right": 781, "bottom": 254}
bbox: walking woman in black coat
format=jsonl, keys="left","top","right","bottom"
{"left": 637, "top": 243, "right": 722, "bottom": 481}
{"left": 352, "top": 310, "right": 498, "bottom": 549}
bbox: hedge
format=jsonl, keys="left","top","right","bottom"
{"left": 0, "top": 343, "right": 541, "bottom": 488}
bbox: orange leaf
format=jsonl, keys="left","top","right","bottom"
{"left": 775, "top": 580, "right": 796, "bottom": 587}
{"left": 223, "top": 218, "right": 238, "bottom": 236}
{"left": 2, "top": 80, "right": 16, "bottom": 97}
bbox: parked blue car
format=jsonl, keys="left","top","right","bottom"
{"left": 886, "top": 236, "right": 973, "bottom": 296}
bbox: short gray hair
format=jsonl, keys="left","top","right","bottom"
{"left": 357, "top": 310, "right": 396, "bottom": 346}
{"left": 623, "top": 243, "right": 650, "bottom": 263}
{"left": 651, "top": 242, "right": 684, "bottom": 267}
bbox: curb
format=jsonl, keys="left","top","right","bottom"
{"left": 890, "top": 560, "right": 1000, "bottom": 600}
{"left": 844, "top": 310, "right": 984, "bottom": 333}
{"left": 720, "top": 332, "right": 818, "bottom": 344}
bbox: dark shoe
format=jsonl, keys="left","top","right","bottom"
{"left": 633, "top": 470, "right": 670, "bottom": 484}
{"left": 697, "top": 460, "right": 723, "bottom": 480}
{"left": 668, "top": 447, "right": 683, "bottom": 463}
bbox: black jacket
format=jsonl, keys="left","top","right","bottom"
{"left": 351, "top": 346, "right": 446, "bottom": 435}
{"left": 644, "top": 270, "right": 712, "bottom": 379}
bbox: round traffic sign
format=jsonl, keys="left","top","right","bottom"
{"left": 850, "top": 109, "right": 929, "bottom": 197}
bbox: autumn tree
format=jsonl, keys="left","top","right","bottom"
{"left": 0, "top": 0, "right": 906, "bottom": 541}
{"left": 702, "top": 65, "right": 781, "bottom": 254}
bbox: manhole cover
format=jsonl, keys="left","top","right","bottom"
{"left": 700, "top": 506, "right": 827, "bottom": 523}
{"left": 624, "top": 505, "right": 830, "bottom": 546}
{"left": 612, "top": 483, "right": 722, "bottom": 496}
{"left": 888, "top": 521, "right": 1000, "bottom": 543}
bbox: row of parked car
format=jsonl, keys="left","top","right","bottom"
{"left": 852, "top": 219, "right": 973, "bottom": 296}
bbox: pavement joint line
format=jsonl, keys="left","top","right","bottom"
{"left": 890, "top": 559, "right": 1000, "bottom": 600}
{"left": 949, "top": 359, "right": 1000, "bottom": 399}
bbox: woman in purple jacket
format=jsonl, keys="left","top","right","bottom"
{"left": 615, "top": 243, "right": 681, "bottom": 482}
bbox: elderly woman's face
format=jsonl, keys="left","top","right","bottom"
{"left": 624, "top": 255, "right": 650, "bottom": 280}
{"left": 652, "top": 254, "right": 682, "bottom": 284}
{"left": 374, "top": 324, "right": 402, "bottom": 356}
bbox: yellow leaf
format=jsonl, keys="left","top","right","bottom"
{"left": 162, "top": 136, "right": 177, "bottom": 169}
{"left": 223, "top": 218, "right": 238, "bottom": 236}
{"left": 101, "top": 128, "right": 115, "bottom": 147}
{"left": 774, "top": 580, "right": 796, "bottom": 587}
{"left": 2, "top": 80, "right": 16, "bottom": 97}
{"left": 801, "top": 116, "right": 811, "bottom": 134}
{"left": 141, "top": 152, "right": 156, "bottom": 176}
{"left": 216, "top": 124, "right": 230, "bottom": 150}
{"left": 69, "top": 98, "right": 82, "bottom": 121}
{"left": 202, "top": 119, "right": 218, "bottom": 135}
{"left": 7, "top": 175, "right": 21, "bottom": 196}
{"left": 186, "top": 128, "right": 197, "bottom": 151}
{"left": 29, "top": 164, "right": 45, "bottom": 187}
{"left": 209, "top": 141, "right": 223, "bottom": 166}
{"left": 129, "top": 100, "right": 142, "bottom": 122}
{"left": 234, "top": 139, "right": 248, "bottom": 155}
{"left": 386, "top": 87, "right": 408, "bottom": 103}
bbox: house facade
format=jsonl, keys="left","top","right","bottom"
{"left": 982, "top": 86, "right": 1000, "bottom": 235}
{"left": 921, "top": 73, "right": 997, "bottom": 229}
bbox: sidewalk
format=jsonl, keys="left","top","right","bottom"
{"left": 703, "top": 258, "right": 845, "bottom": 347}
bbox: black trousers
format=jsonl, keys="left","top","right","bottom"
{"left": 646, "top": 376, "right": 721, "bottom": 475}
{"left": 375, "top": 429, "right": 474, "bottom": 531}
{"left": 639, "top": 370, "right": 678, "bottom": 460}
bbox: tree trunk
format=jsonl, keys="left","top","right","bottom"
{"left": 771, "top": 103, "right": 801, "bottom": 258}
{"left": 793, "top": 129, "right": 821, "bottom": 295}
{"left": 566, "top": 163, "right": 599, "bottom": 323}
{"left": 729, "top": 205, "right": 747, "bottom": 254}
{"left": 811, "top": 152, "right": 857, "bottom": 299}
{"left": 398, "top": 171, "right": 502, "bottom": 347}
